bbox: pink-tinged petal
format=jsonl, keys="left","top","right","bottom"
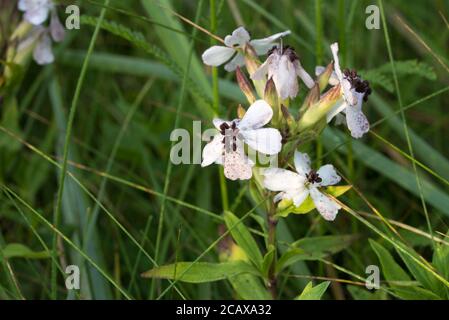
{"left": 345, "top": 95, "right": 369, "bottom": 138}
{"left": 24, "top": 5, "right": 50, "bottom": 25}
{"left": 240, "top": 128, "right": 282, "bottom": 155}
{"left": 223, "top": 149, "right": 253, "bottom": 180}
{"left": 250, "top": 30, "right": 291, "bottom": 55}
{"left": 272, "top": 56, "right": 298, "bottom": 100}
{"left": 309, "top": 187, "right": 341, "bottom": 221}
{"left": 201, "top": 134, "right": 224, "bottom": 167}
{"left": 251, "top": 58, "right": 270, "bottom": 80}
{"left": 330, "top": 42, "right": 343, "bottom": 83}
{"left": 238, "top": 99, "right": 273, "bottom": 130}
{"left": 295, "top": 62, "right": 315, "bottom": 89}
{"left": 224, "top": 27, "right": 250, "bottom": 48}
{"left": 50, "top": 11, "right": 65, "bottom": 42}
{"left": 201, "top": 45, "right": 235, "bottom": 67}
{"left": 316, "top": 164, "right": 341, "bottom": 187}
{"left": 294, "top": 151, "right": 311, "bottom": 178}
{"left": 262, "top": 168, "right": 304, "bottom": 192}
{"left": 33, "top": 33, "right": 54, "bottom": 65}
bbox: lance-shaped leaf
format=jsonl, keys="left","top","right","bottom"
{"left": 142, "top": 261, "right": 259, "bottom": 283}
{"left": 236, "top": 67, "right": 256, "bottom": 104}
{"left": 295, "top": 281, "right": 330, "bottom": 300}
{"left": 1, "top": 243, "right": 52, "bottom": 260}
{"left": 224, "top": 211, "right": 264, "bottom": 270}
{"left": 276, "top": 234, "right": 357, "bottom": 272}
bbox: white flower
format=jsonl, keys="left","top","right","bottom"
{"left": 18, "top": 0, "right": 54, "bottom": 25}
{"left": 251, "top": 46, "right": 314, "bottom": 100}
{"left": 315, "top": 43, "right": 371, "bottom": 138}
{"left": 262, "top": 151, "right": 342, "bottom": 221}
{"left": 18, "top": 22, "right": 64, "bottom": 65}
{"left": 201, "top": 27, "right": 291, "bottom": 72}
{"left": 202, "top": 100, "right": 282, "bottom": 180}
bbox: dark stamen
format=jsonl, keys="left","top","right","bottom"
{"left": 306, "top": 170, "right": 322, "bottom": 184}
{"left": 343, "top": 69, "right": 372, "bottom": 102}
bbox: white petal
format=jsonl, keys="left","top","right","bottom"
{"left": 18, "top": 0, "right": 31, "bottom": 10}
{"left": 24, "top": 5, "right": 50, "bottom": 25}
{"left": 240, "top": 128, "right": 282, "bottom": 155}
{"left": 50, "top": 10, "right": 65, "bottom": 42}
{"left": 309, "top": 187, "right": 341, "bottom": 221}
{"left": 262, "top": 168, "right": 304, "bottom": 192}
{"left": 224, "top": 26, "right": 250, "bottom": 48}
{"left": 342, "top": 79, "right": 356, "bottom": 106}
{"left": 223, "top": 149, "right": 253, "bottom": 180}
{"left": 224, "top": 53, "right": 245, "bottom": 72}
{"left": 345, "top": 101, "right": 370, "bottom": 139}
{"left": 291, "top": 188, "right": 309, "bottom": 207}
{"left": 201, "top": 46, "right": 235, "bottom": 67}
{"left": 315, "top": 66, "right": 325, "bottom": 76}
{"left": 272, "top": 56, "right": 298, "bottom": 100}
{"left": 326, "top": 100, "right": 347, "bottom": 123}
{"left": 273, "top": 192, "right": 286, "bottom": 203}
{"left": 294, "top": 151, "right": 311, "bottom": 177}
{"left": 238, "top": 99, "right": 273, "bottom": 130}
{"left": 316, "top": 164, "right": 341, "bottom": 187}
{"left": 330, "top": 42, "right": 343, "bottom": 83}
{"left": 33, "top": 33, "right": 54, "bottom": 65}
{"left": 250, "top": 30, "right": 291, "bottom": 55}
{"left": 251, "top": 58, "right": 270, "bottom": 80}
{"left": 201, "top": 134, "right": 224, "bottom": 167}
{"left": 295, "top": 62, "right": 315, "bottom": 89}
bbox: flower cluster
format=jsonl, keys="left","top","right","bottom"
{"left": 17, "top": 0, "right": 64, "bottom": 65}
{"left": 200, "top": 27, "right": 372, "bottom": 221}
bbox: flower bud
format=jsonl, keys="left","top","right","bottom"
{"left": 317, "top": 61, "right": 334, "bottom": 93}
{"left": 243, "top": 44, "right": 265, "bottom": 97}
{"left": 297, "top": 85, "right": 342, "bottom": 132}
{"left": 236, "top": 66, "right": 256, "bottom": 104}
{"left": 263, "top": 77, "right": 280, "bottom": 124}
{"left": 237, "top": 104, "right": 246, "bottom": 119}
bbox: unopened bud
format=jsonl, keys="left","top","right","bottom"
{"left": 236, "top": 67, "right": 256, "bottom": 104}
{"left": 243, "top": 44, "right": 265, "bottom": 97}
{"left": 297, "top": 85, "right": 342, "bottom": 131}
{"left": 264, "top": 77, "right": 280, "bottom": 125}
{"left": 237, "top": 104, "right": 246, "bottom": 119}
{"left": 317, "top": 61, "right": 334, "bottom": 93}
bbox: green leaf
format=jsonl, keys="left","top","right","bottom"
{"left": 276, "top": 186, "right": 351, "bottom": 218}
{"left": 1, "top": 243, "right": 51, "bottom": 260}
{"left": 141, "top": 261, "right": 258, "bottom": 283}
{"left": 396, "top": 249, "right": 445, "bottom": 298}
{"left": 276, "top": 235, "right": 356, "bottom": 272}
{"left": 348, "top": 286, "right": 387, "bottom": 300}
{"left": 228, "top": 274, "right": 271, "bottom": 300}
{"left": 224, "top": 211, "right": 264, "bottom": 270}
{"left": 369, "top": 240, "right": 440, "bottom": 299}
{"left": 295, "top": 281, "right": 330, "bottom": 300}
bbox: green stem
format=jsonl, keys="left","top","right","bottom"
{"left": 267, "top": 201, "right": 278, "bottom": 299}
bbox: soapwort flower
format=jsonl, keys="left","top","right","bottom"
{"left": 18, "top": 0, "right": 55, "bottom": 25}
{"left": 262, "top": 151, "right": 342, "bottom": 221}
{"left": 201, "top": 100, "right": 282, "bottom": 180}
{"left": 201, "top": 27, "right": 291, "bottom": 72}
{"left": 251, "top": 45, "right": 315, "bottom": 100}
{"left": 316, "top": 43, "right": 371, "bottom": 138}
